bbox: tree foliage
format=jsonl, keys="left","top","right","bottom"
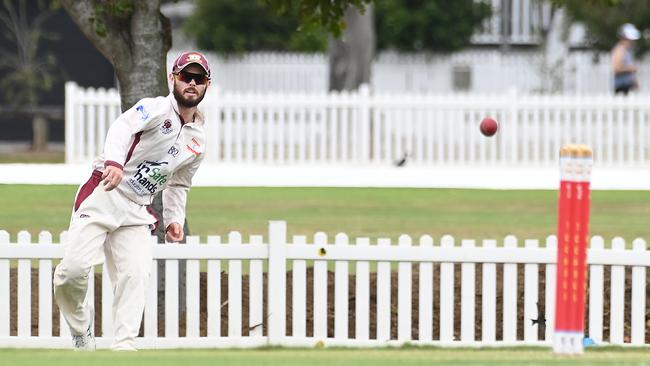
{"left": 562, "top": 0, "right": 650, "bottom": 54}
{"left": 186, "top": 0, "right": 328, "bottom": 53}
{"left": 375, "top": 0, "right": 491, "bottom": 52}
{"left": 264, "top": 0, "right": 371, "bottom": 37}
{"left": 188, "top": 0, "right": 491, "bottom": 54}
{"left": 0, "top": 0, "right": 58, "bottom": 107}
{"left": 86, "top": 0, "right": 134, "bottom": 38}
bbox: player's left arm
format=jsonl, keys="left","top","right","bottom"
{"left": 163, "top": 153, "right": 205, "bottom": 242}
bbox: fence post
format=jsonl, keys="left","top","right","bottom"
{"left": 211, "top": 86, "right": 223, "bottom": 164}
{"left": 358, "top": 84, "right": 371, "bottom": 163}
{"left": 508, "top": 87, "right": 519, "bottom": 165}
{"left": 17, "top": 231, "right": 31, "bottom": 337}
{"left": 38, "top": 231, "right": 53, "bottom": 337}
{"left": 631, "top": 238, "right": 647, "bottom": 344}
{"left": 267, "top": 221, "right": 287, "bottom": 345}
{"left": 0, "top": 230, "right": 9, "bottom": 337}
{"left": 64, "top": 82, "right": 76, "bottom": 164}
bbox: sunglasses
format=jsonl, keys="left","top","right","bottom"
{"left": 175, "top": 71, "right": 209, "bottom": 85}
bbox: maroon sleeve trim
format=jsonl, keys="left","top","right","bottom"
{"left": 104, "top": 160, "right": 124, "bottom": 170}
{"left": 124, "top": 131, "right": 143, "bottom": 165}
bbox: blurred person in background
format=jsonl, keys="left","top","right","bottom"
{"left": 612, "top": 23, "right": 641, "bottom": 95}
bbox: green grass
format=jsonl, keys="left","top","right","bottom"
{"left": 1, "top": 185, "right": 649, "bottom": 244}
{"left": 1, "top": 347, "right": 650, "bottom": 366}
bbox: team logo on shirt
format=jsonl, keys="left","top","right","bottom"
{"left": 136, "top": 105, "right": 149, "bottom": 121}
{"left": 160, "top": 119, "right": 173, "bottom": 134}
{"left": 186, "top": 138, "right": 201, "bottom": 156}
{"left": 126, "top": 160, "right": 169, "bottom": 196}
{"left": 168, "top": 145, "right": 179, "bottom": 157}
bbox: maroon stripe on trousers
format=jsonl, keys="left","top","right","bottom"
{"left": 124, "top": 131, "right": 143, "bottom": 165}
{"left": 74, "top": 170, "right": 103, "bottom": 212}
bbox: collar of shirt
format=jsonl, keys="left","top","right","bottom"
{"left": 168, "top": 93, "right": 205, "bottom": 126}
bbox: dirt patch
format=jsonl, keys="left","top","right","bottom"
{"left": 9, "top": 265, "right": 646, "bottom": 342}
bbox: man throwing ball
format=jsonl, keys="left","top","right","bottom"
{"left": 54, "top": 51, "right": 211, "bottom": 351}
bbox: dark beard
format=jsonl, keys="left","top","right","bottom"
{"left": 173, "top": 85, "right": 205, "bottom": 108}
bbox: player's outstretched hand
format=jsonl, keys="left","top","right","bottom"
{"left": 166, "top": 222, "right": 184, "bottom": 242}
{"left": 102, "top": 166, "right": 124, "bottom": 191}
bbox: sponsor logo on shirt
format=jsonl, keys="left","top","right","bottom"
{"left": 126, "top": 160, "right": 169, "bottom": 196}
{"left": 136, "top": 105, "right": 149, "bottom": 121}
{"left": 186, "top": 138, "right": 201, "bottom": 156}
{"left": 168, "top": 145, "right": 179, "bottom": 157}
{"left": 160, "top": 119, "right": 173, "bottom": 134}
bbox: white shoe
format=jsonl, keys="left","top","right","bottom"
{"left": 72, "top": 326, "right": 95, "bottom": 351}
{"left": 111, "top": 344, "right": 138, "bottom": 352}
{"left": 72, "top": 306, "right": 95, "bottom": 351}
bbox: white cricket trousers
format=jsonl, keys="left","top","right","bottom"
{"left": 54, "top": 171, "right": 156, "bottom": 351}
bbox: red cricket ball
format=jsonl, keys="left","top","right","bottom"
{"left": 480, "top": 117, "right": 499, "bottom": 137}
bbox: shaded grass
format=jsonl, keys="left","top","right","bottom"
{"left": 0, "top": 185, "right": 648, "bottom": 245}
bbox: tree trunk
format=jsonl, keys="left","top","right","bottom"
{"left": 328, "top": 4, "right": 375, "bottom": 91}
{"left": 60, "top": 0, "right": 171, "bottom": 109}
{"left": 500, "top": 0, "right": 511, "bottom": 52}
{"left": 31, "top": 114, "right": 48, "bottom": 152}
{"left": 540, "top": 8, "right": 568, "bottom": 93}
{"left": 112, "top": 3, "right": 170, "bottom": 109}
{"left": 152, "top": 193, "right": 190, "bottom": 315}
{"left": 60, "top": 0, "right": 181, "bottom": 321}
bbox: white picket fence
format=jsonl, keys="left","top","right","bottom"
{"left": 0, "top": 221, "right": 648, "bottom": 349}
{"left": 168, "top": 50, "right": 650, "bottom": 95}
{"left": 172, "top": 0, "right": 559, "bottom": 94}
{"left": 183, "top": 51, "right": 551, "bottom": 94}
{"left": 66, "top": 82, "right": 650, "bottom": 167}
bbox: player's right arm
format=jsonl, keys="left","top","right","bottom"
{"left": 101, "top": 98, "right": 166, "bottom": 190}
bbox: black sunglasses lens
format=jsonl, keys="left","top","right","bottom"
{"left": 178, "top": 72, "right": 207, "bottom": 85}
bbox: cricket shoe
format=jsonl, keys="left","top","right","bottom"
{"left": 72, "top": 307, "right": 95, "bottom": 351}
{"left": 72, "top": 325, "right": 95, "bottom": 351}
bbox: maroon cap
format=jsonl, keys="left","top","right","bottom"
{"left": 172, "top": 51, "right": 211, "bottom": 77}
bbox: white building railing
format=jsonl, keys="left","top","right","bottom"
{"left": 65, "top": 82, "right": 650, "bottom": 168}
{"left": 471, "top": 0, "right": 554, "bottom": 45}
{"left": 0, "top": 221, "right": 647, "bottom": 348}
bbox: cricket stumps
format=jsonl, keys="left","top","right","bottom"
{"left": 553, "top": 144, "right": 593, "bottom": 355}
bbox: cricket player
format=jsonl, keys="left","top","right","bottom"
{"left": 53, "top": 51, "right": 211, "bottom": 351}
